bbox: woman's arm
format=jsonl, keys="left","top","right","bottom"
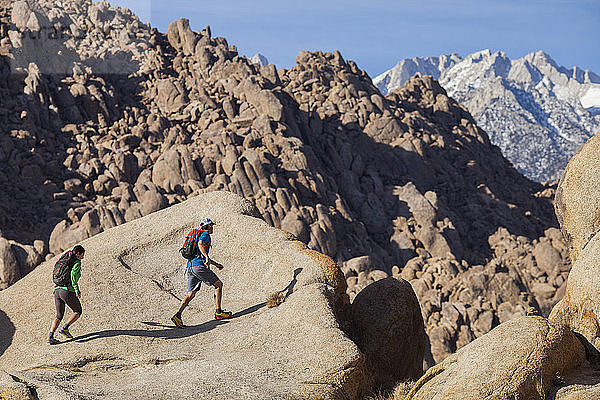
{"left": 71, "top": 260, "right": 82, "bottom": 296}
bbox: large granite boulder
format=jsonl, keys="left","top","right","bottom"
{"left": 549, "top": 231, "right": 600, "bottom": 352}
{"left": 549, "top": 132, "right": 600, "bottom": 352}
{"left": 404, "top": 316, "right": 585, "bottom": 400}
{"left": 0, "top": 192, "right": 365, "bottom": 399}
{"left": 350, "top": 277, "right": 425, "bottom": 390}
{"left": 554, "top": 133, "right": 600, "bottom": 263}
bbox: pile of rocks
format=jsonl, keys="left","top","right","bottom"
{"left": 388, "top": 226, "right": 570, "bottom": 366}
{"left": 394, "top": 132, "right": 600, "bottom": 400}
{"left": 0, "top": 0, "right": 566, "bottom": 361}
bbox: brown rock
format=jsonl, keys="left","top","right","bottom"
{"left": 550, "top": 232, "right": 600, "bottom": 352}
{"left": 167, "top": 18, "right": 197, "bottom": 56}
{"left": 408, "top": 317, "right": 585, "bottom": 400}
{"left": 0, "top": 238, "right": 20, "bottom": 289}
{"left": 554, "top": 132, "right": 600, "bottom": 263}
{"left": 350, "top": 277, "right": 426, "bottom": 390}
{"left": 533, "top": 240, "right": 562, "bottom": 275}
{"left": 139, "top": 190, "right": 168, "bottom": 217}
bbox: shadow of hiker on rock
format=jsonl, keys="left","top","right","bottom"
{"left": 68, "top": 268, "right": 303, "bottom": 344}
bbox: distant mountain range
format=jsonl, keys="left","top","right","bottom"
{"left": 374, "top": 50, "right": 600, "bottom": 182}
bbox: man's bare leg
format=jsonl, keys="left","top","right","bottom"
{"left": 177, "top": 291, "right": 196, "bottom": 315}
{"left": 213, "top": 280, "right": 223, "bottom": 310}
{"left": 50, "top": 317, "right": 61, "bottom": 335}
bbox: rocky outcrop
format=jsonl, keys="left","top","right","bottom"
{"left": 0, "top": 191, "right": 366, "bottom": 399}
{"left": 350, "top": 277, "right": 425, "bottom": 390}
{"left": 386, "top": 226, "right": 570, "bottom": 366}
{"left": 549, "top": 133, "right": 600, "bottom": 355}
{"left": 553, "top": 134, "right": 600, "bottom": 263}
{"left": 404, "top": 316, "right": 585, "bottom": 400}
{"left": 400, "top": 132, "right": 600, "bottom": 400}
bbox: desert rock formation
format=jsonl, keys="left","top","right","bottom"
{"left": 0, "top": 191, "right": 367, "bottom": 399}
{"left": 404, "top": 316, "right": 585, "bottom": 399}
{"left": 402, "top": 133, "right": 600, "bottom": 399}
{"left": 350, "top": 277, "right": 426, "bottom": 390}
{"left": 549, "top": 133, "right": 600, "bottom": 354}
{"left": 0, "top": 0, "right": 571, "bottom": 368}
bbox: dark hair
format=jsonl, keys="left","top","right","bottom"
{"left": 73, "top": 245, "right": 85, "bottom": 255}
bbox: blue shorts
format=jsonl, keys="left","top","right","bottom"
{"left": 187, "top": 266, "right": 219, "bottom": 292}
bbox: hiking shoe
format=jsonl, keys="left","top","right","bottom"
{"left": 215, "top": 310, "right": 233, "bottom": 320}
{"left": 59, "top": 327, "right": 73, "bottom": 339}
{"left": 171, "top": 314, "right": 185, "bottom": 328}
{"left": 48, "top": 337, "right": 59, "bottom": 345}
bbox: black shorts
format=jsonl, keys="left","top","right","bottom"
{"left": 54, "top": 288, "right": 82, "bottom": 320}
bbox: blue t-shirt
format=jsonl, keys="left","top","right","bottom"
{"left": 189, "top": 231, "right": 211, "bottom": 267}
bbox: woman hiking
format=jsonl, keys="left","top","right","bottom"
{"left": 48, "top": 245, "right": 85, "bottom": 344}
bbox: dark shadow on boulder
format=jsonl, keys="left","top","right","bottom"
{"left": 72, "top": 317, "right": 233, "bottom": 343}
{"left": 0, "top": 310, "right": 15, "bottom": 357}
{"left": 284, "top": 267, "right": 302, "bottom": 297}
{"left": 69, "top": 300, "right": 267, "bottom": 343}
{"left": 574, "top": 332, "right": 600, "bottom": 366}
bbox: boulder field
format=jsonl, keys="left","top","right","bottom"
{"left": 0, "top": 0, "right": 570, "bottom": 363}
{"left": 396, "top": 134, "right": 600, "bottom": 399}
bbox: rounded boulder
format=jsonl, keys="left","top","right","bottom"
{"left": 554, "top": 132, "right": 600, "bottom": 263}
{"left": 350, "top": 277, "right": 426, "bottom": 390}
{"left": 407, "top": 316, "right": 585, "bottom": 400}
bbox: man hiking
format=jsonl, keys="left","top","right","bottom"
{"left": 48, "top": 245, "right": 85, "bottom": 345}
{"left": 171, "top": 218, "right": 232, "bottom": 328}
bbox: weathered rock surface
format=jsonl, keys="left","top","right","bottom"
{"left": 0, "top": 192, "right": 365, "bottom": 399}
{"left": 548, "top": 132, "right": 600, "bottom": 357}
{"left": 350, "top": 277, "right": 425, "bottom": 390}
{"left": 550, "top": 230, "right": 600, "bottom": 354}
{"left": 554, "top": 133, "right": 600, "bottom": 263}
{"left": 405, "top": 316, "right": 585, "bottom": 400}
{"left": 389, "top": 226, "right": 570, "bottom": 367}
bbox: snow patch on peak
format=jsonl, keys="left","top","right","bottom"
{"left": 375, "top": 50, "right": 600, "bottom": 182}
{"left": 373, "top": 54, "right": 461, "bottom": 95}
{"left": 581, "top": 87, "right": 600, "bottom": 109}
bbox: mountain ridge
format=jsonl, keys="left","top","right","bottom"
{"left": 374, "top": 49, "right": 600, "bottom": 182}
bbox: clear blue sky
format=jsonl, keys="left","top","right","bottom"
{"left": 113, "top": 0, "right": 599, "bottom": 77}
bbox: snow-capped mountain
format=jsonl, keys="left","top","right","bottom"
{"left": 374, "top": 50, "right": 600, "bottom": 182}
{"left": 249, "top": 53, "right": 269, "bottom": 66}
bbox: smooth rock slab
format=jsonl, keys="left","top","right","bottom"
{"left": 0, "top": 191, "right": 365, "bottom": 399}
